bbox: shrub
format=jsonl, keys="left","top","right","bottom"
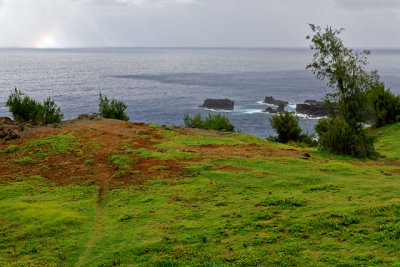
{"left": 203, "top": 113, "right": 235, "bottom": 131}
{"left": 98, "top": 92, "right": 129, "bottom": 121}
{"left": 6, "top": 88, "right": 63, "bottom": 124}
{"left": 269, "top": 112, "right": 301, "bottom": 143}
{"left": 315, "top": 117, "right": 376, "bottom": 158}
{"left": 183, "top": 113, "right": 203, "bottom": 128}
{"left": 183, "top": 113, "right": 235, "bottom": 132}
{"left": 269, "top": 111, "right": 315, "bottom": 144}
{"left": 42, "top": 97, "right": 64, "bottom": 124}
{"left": 368, "top": 82, "right": 400, "bottom": 127}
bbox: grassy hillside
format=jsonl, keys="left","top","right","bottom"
{"left": 374, "top": 122, "right": 400, "bottom": 161}
{"left": 0, "top": 118, "right": 399, "bottom": 266}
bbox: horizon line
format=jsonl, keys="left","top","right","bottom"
{"left": 1, "top": 46, "right": 400, "bottom": 50}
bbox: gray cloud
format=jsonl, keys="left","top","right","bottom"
{"left": 0, "top": 0, "right": 400, "bottom": 48}
{"left": 82, "top": 0, "right": 198, "bottom": 7}
{"left": 335, "top": 0, "right": 400, "bottom": 10}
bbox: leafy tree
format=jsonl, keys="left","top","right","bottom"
{"left": 307, "top": 24, "right": 379, "bottom": 157}
{"left": 98, "top": 93, "right": 129, "bottom": 121}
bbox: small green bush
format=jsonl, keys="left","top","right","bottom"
{"left": 183, "top": 113, "right": 203, "bottom": 128}
{"left": 183, "top": 113, "right": 235, "bottom": 132}
{"left": 6, "top": 88, "right": 63, "bottom": 124}
{"left": 269, "top": 111, "right": 314, "bottom": 144}
{"left": 315, "top": 117, "right": 376, "bottom": 158}
{"left": 203, "top": 113, "right": 235, "bottom": 131}
{"left": 269, "top": 112, "right": 301, "bottom": 143}
{"left": 42, "top": 97, "right": 64, "bottom": 124}
{"left": 98, "top": 93, "right": 129, "bottom": 121}
{"left": 368, "top": 83, "right": 400, "bottom": 127}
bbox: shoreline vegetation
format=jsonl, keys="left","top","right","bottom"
{"left": 1, "top": 25, "right": 400, "bottom": 265}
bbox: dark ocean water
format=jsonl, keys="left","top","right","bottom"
{"left": 1, "top": 48, "right": 400, "bottom": 138}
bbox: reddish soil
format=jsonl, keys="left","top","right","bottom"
{"left": 0, "top": 118, "right": 183, "bottom": 191}
{"left": 0, "top": 118, "right": 320, "bottom": 192}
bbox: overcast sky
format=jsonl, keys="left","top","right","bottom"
{"left": 1, "top": 0, "right": 400, "bottom": 48}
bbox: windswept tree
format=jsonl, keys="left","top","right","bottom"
{"left": 307, "top": 24, "right": 379, "bottom": 157}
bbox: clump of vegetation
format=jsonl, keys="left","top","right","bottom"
{"left": 269, "top": 112, "right": 301, "bottom": 143}
{"left": 3, "top": 145, "right": 19, "bottom": 153}
{"left": 15, "top": 156, "right": 36, "bottom": 164}
{"left": 6, "top": 88, "right": 63, "bottom": 124}
{"left": 315, "top": 117, "right": 376, "bottom": 158}
{"left": 307, "top": 24, "right": 379, "bottom": 158}
{"left": 367, "top": 82, "right": 400, "bottom": 127}
{"left": 110, "top": 155, "right": 133, "bottom": 166}
{"left": 25, "top": 135, "right": 78, "bottom": 154}
{"left": 98, "top": 92, "right": 129, "bottom": 121}
{"left": 256, "top": 197, "right": 306, "bottom": 207}
{"left": 110, "top": 154, "right": 135, "bottom": 178}
{"left": 183, "top": 113, "right": 235, "bottom": 132}
{"left": 268, "top": 111, "right": 314, "bottom": 145}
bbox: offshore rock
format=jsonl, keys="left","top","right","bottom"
{"left": 263, "top": 96, "right": 289, "bottom": 106}
{"left": 264, "top": 104, "right": 285, "bottom": 114}
{"left": 199, "top": 99, "right": 234, "bottom": 110}
{"left": 296, "top": 101, "right": 328, "bottom": 117}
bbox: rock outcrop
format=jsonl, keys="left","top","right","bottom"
{"left": 77, "top": 114, "right": 100, "bottom": 120}
{"left": 296, "top": 101, "right": 328, "bottom": 117}
{"left": 0, "top": 117, "right": 20, "bottom": 141}
{"left": 199, "top": 99, "right": 234, "bottom": 110}
{"left": 264, "top": 104, "right": 285, "bottom": 114}
{"left": 263, "top": 96, "right": 289, "bottom": 106}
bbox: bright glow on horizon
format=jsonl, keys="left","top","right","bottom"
{"left": 33, "top": 31, "right": 59, "bottom": 48}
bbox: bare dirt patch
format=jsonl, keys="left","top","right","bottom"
{"left": 0, "top": 118, "right": 187, "bottom": 190}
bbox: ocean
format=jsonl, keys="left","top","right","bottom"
{"left": 1, "top": 47, "right": 400, "bottom": 138}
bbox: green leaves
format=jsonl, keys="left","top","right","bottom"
{"left": 6, "top": 88, "right": 63, "bottom": 124}
{"left": 269, "top": 112, "right": 302, "bottom": 143}
{"left": 183, "top": 113, "right": 235, "bottom": 132}
{"left": 307, "top": 24, "right": 379, "bottom": 158}
{"left": 98, "top": 92, "right": 130, "bottom": 121}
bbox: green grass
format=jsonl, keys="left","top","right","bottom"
{"left": 24, "top": 134, "right": 78, "bottom": 154}
{"left": 15, "top": 156, "right": 36, "bottom": 164}
{"left": 374, "top": 122, "right": 400, "bottom": 160}
{"left": 1, "top": 124, "right": 400, "bottom": 265}
{"left": 2, "top": 145, "right": 19, "bottom": 153}
{"left": 0, "top": 176, "right": 98, "bottom": 266}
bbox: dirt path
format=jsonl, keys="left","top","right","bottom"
{"left": 75, "top": 193, "right": 105, "bottom": 267}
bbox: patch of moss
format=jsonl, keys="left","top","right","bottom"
{"left": 25, "top": 134, "right": 78, "bottom": 154}
{"left": 15, "top": 156, "right": 36, "bottom": 164}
